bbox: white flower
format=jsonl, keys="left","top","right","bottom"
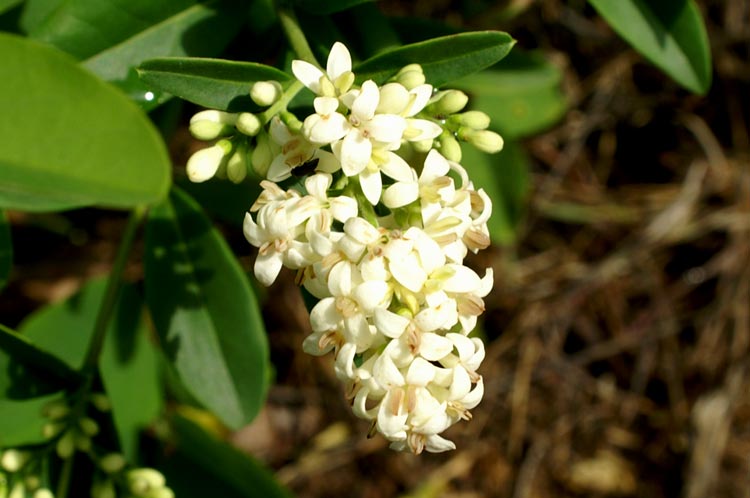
{"left": 266, "top": 117, "right": 340, "bottom": 181}
{"left": 292, "top": 41, "right": 354, "bottom": 97}
{"left": 382, "top": 149, "right": 455, "bottom": 210}
{"left": 376, "top": 82, "right": 442, "bottom": 142}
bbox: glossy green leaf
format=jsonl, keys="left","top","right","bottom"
{"left": 0, "top": 0, "right": 23, "bottom": 16}
{"left": 0, "top": 210, "right": 11, "bottom": 289}
{"left": 0, "top": 33, "right": 171, "bottom": 212}
{"left": 0, "top": 391, "right": 65, "bottom": 447}
{"left": 82, "top": 2, "right": 248, "bottom": 109}
{"left": 454, "top": 51, "right": 566, "bottom": 138}
{"left": 161, "top": 416, "right": 292, "bottom": 498}
{"left": 293, "top": 0, "right": 372, "bottom": 14}
{"left": 19, "top": 279, "right": 163, "bottom": 457}
{"left": 178, "top": 178, "right": 261, "bottom": 226}
{"left": 588, "top": 0, "right": 711, "bottom": 94}
{"left": 355, "top": 31, "right": 515, "bottom": 86}
{"left": 144, "top": 188, "right": 269, "bottom": 429}
{"left": 460, "top": 140, "right": 529, "bottom": 245}
{"left": 19, "top": 0, "right": 62, "bottom": 33}
{"left": 138, "top": 58, "right": 292, "bottom": 112}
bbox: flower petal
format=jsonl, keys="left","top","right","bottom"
{"left": 310, "top": 297, "right": 340, "bottom": 332}
{"left": 365, "top": 114, "right": 406, "bottom": 144}
{"left": 376, "top": 82, "right": 409, "bottom": 114}
{"left": 339, "top": 131, "right": 371, "bottom": 176}
{"left": 380, "top": 151, "right": 415, "bottom": 182}
{"left": 352, "top": 80, "right": 380, "bottom": 121}
{"left": 292, "top": 60, "right": 324, "bottom": 93}
{"left": 327, "top": 41, "right": 352, "bottom": 81}
{"left": 374, "top": 308, "right": 410, "bottom": 339}
{"left": 383, "top": 181, "right": 419, "bottom": 209}
{"left": 359, "top": 167, "right": 383, "bottom": 205}
{"left": 254, "top": 251, "right": 283, "bottom": 286}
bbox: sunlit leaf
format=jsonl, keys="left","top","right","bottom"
{"left": 455, "top": 50, "right": 566, "bottom": 138}
{"left": 0, "top": 33, "right": 171, "bottom": 211}
{"left": 355, "top": 31, "right": 515, "bottom": 86}
{"left": 144, "top": 187, "right": 269, "bottom": 429}
{"left": 138, "top": 58, "right": 292, "bottom": 112}
{"left": 588, "top": 0, "right": 711, "bottom": 94}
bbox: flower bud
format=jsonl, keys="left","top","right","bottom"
{"left": 251, "top": 132, "right": 273, "bottom": 178}
{"left": 8, "top": 483, "right": 23, "bottom": 498}
{"left": 411, "top": 139, "right": 434, "bottom": 154}
{"left": 1, "top": 450, "right": 29, "bottom": 473}
{"left": 0, "top": 472, "right": 7, "bottom": 498}
{"left": 226, "top": 143, "right": 248, "bottom": 184}
{"left": 42, "top": 422, "right": 65, "bottom": 439}
{"left": 429, "top": 90, "right": 468, "bottom": 115}
{"left": 99, "top": 454, "right": 126, "bottom": 474}
{"left": 396, "top": 66, "right": 425, "bottom": 90}
{"left": 127, "top": 468, "right": 166, "bottom": 496}
{"left": 24, "top": 475, "right": 40, "bottom": 491}
{"left": 74, "top": 432, "right": 91, "bottom": 452}
{"left": 42, "top": 400, "right": 70, "bottom": 421}
{"left": 460, "top": 128, "right": 504, "bottom": 153}
{"left": 250, "top": 80, "right": 282, "bottom": 106}
{"left": 235, "top": 113, "right": 262, "bottom": 137}
{"left": 438, "top": 133, "right": 462, "bottom": 162}
{"left": 456, "top": 110, "right": 491, "bottom": 130}
{"left": 89, "top": 393, "right": 111, "bottom": 412}
{"left": 33, "top": 488, "right": 54, "bottom": 498}
{"left": 78, "top": 417, "right": 99, "bottom": 437}
{"left": 56, "top": 430, "right": 75, "bottom": 459}
{"left": 186, "top": 140, "right": 231, "bottom": 183}
{"left": 189, "top": 110, "right": 237, "bottom": 141}
{"left": 150, "top": 488, "right": 175, "bottom": 498}
{"left": 91, "top": 480, "right": 116, "bottom": 498}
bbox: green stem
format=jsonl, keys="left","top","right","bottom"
{"left": 347, "top": 176, "right": 379, "bottom": 227}
{"left": 278, "top": 7, "right": 318, "bottom": 65}
{"left": 56, "top": 455, "right": 74, "bottom": 498}
{"left": 260, "top": 79, "right": 304, "bottom": 123}
{"left": 81, "top": 205, "right": 147, "bottom": 373}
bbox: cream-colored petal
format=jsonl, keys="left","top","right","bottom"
{"left": 327, "top": 41, "right": 352, "bottom": 81}
{"left": 292, "top": 60, "right": 325, "bottom": 93}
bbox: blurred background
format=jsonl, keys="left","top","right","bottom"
{"left": 3, "top": 0, "right": 750, "bottom": 497}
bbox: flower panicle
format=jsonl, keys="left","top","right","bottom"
{"left": 233, "top": 42, "right": 499, "bottom": 453}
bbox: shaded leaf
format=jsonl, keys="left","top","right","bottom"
{"left": 588, "top": 0, "right": 711, "bottom": 94}
{"left": 0, "top": 33, "right": 171, "bottom": 211}
{"left": 293, "top": 0, "right": 372, "bottom": 15}
{"left": 144, "top": 187, "right": 269, "bottom": 429}
{"left": 161, "top": 415, "right": 292, "bottom": 498}
{"left": 460, "top": 140, "right": 529, "bottom": 245}
{"left": 0, "top": 0, "right": 23, "bottom": 16}
{"left": 17, "top": 0, "right": 61, "bottom": 32}
{"left": 177, "top": 177, "right": 261, "bottom": 226}
{"left": 0, "top": 210, "right": 11, "bottom": 290}
{"left": 138, "top": 58, "right": 292, "bottom": 112}
{"left": 455, "top": 50, "right": 566, "bottom": 138}
{"left": 355, "top": 31, "right": 515, "bottom": 86}
{"left": 0, "top": 391, "right": 65, "bottom": 447}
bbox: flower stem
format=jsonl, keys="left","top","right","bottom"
{"left": 82, "top": 205, "right": 147, "bottom": 373}
{"left": 278, "top": 7, "right": 318, "bottom": 65}
{"left": 56, "top": 454, "right": 74, "bottom": 498}
{"left": 260, "top": 80, "right": 304, "bottom": 123}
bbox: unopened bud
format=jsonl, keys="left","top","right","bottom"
{"left": 24, "top": 475, "right": 40, "bottom": 491}
{"left": 186, "top": 141, "right": 231, "bottom": 183}
{"left": 456, "top": 110, "right": 491, "bottom": 130}
{"left": 226, "top": 143, "right": 248, "bottom": 184}
{"left": 78, "top": 417, "right": 99, "bottom": 437}
{"left": 127, "top": 468, "right": 166, "bottom": 496}
{"left": 460, "top": 128, "right": 504, "bottom": 153}
{"left": 429, "top": 90, "right": 468, "bottom": 115}
{"left": 99, "top": 454, "right": 126, "bottom": 474}
{"left": 42, "top": 400, "right": 70, "bottom": 420}
{"left": 150, "top": 488, "right": 175, "bottom": 498}
{"left": 56, "top": 430, "right": 75, "bottom": 459}
{"left": 42, "top": 422, "right": 65, "bottom": 439}
{"left": 32, "top": 488, "right": 53, "bottom": 498}
{"left": 235, "top": 113, "right": 261, "bottom": 137}
{"left": 438, "top": 133, "right": 462, "bottom": 162}
{"left": 189, "top": 110, "right": 237, "bottom": 141}
{"left": 1, "top": 450, "right": 29, "bottom": 473}
{"left": 74, "top": 432, "right": 91, "bottom": 452}
{"left": 91, "top": 480, "right": 116, "bottom": 498}
{"left": 250, "top": 81, "right": 282, "bottom": 106}
{"left": 8, "top": 483, "right": 23, "bottom": 498}
{"left": 89, "top": 394, "right": 111, "bottom": 412}
{"left": 251, "top": 132, "right": 273, "bottom": 178}
{"left": 396, "top": 65, "right": 425, "bottom": 90}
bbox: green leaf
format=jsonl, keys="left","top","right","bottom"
{"left": 460, "top": 140, "right": 529, "bottom": 245}
{"left": 293, "top": 0, "right": 372, "bottom": 15}
{"left": 161, "top": 415, "right": 292, "bottom": 498}
{"left": 355, "top": 31, "right": 515, "bottom": 86}
{"left": 0, "top": 210, "right": 11, "bottom": 290}
{"left": 137, "top": 58, "right": 292, "bottom": 112}
{"left": 588, "top": 0, "right": 711, "bottom": 94}
{"left": 178, "top": 177, "right": 261, "bottom": 226}
{"left": 82, "top": 1, "right": 248, "bottom": 109}
{"left": 18, "top": 279, "right": 163, "bottom": 457}
{"left": 0, "top": 392, "right": 65, "bottom": 447}
{"left": 144, "top": 187, "right": 269, "bottom": 430}
{"left": 0, "top": 33, "right": 171, "bottom": 212}
{"left": 99, "top": 283, "right": 163, "bottom": 461}
{"left": 454, "top": 50, "right": 566, "bottom": 138}
{"left": 18, "top": 0, "right": 62, "bottom": 33}
{"left": 0, "top": 323, "right": 81, "bottom": 397}
{"left": 0, "top": 0, "right": 23, "bottom": 16}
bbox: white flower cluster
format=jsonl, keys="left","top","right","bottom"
{"left": 234, "top": 42, "right": 498, "bottom": 453}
